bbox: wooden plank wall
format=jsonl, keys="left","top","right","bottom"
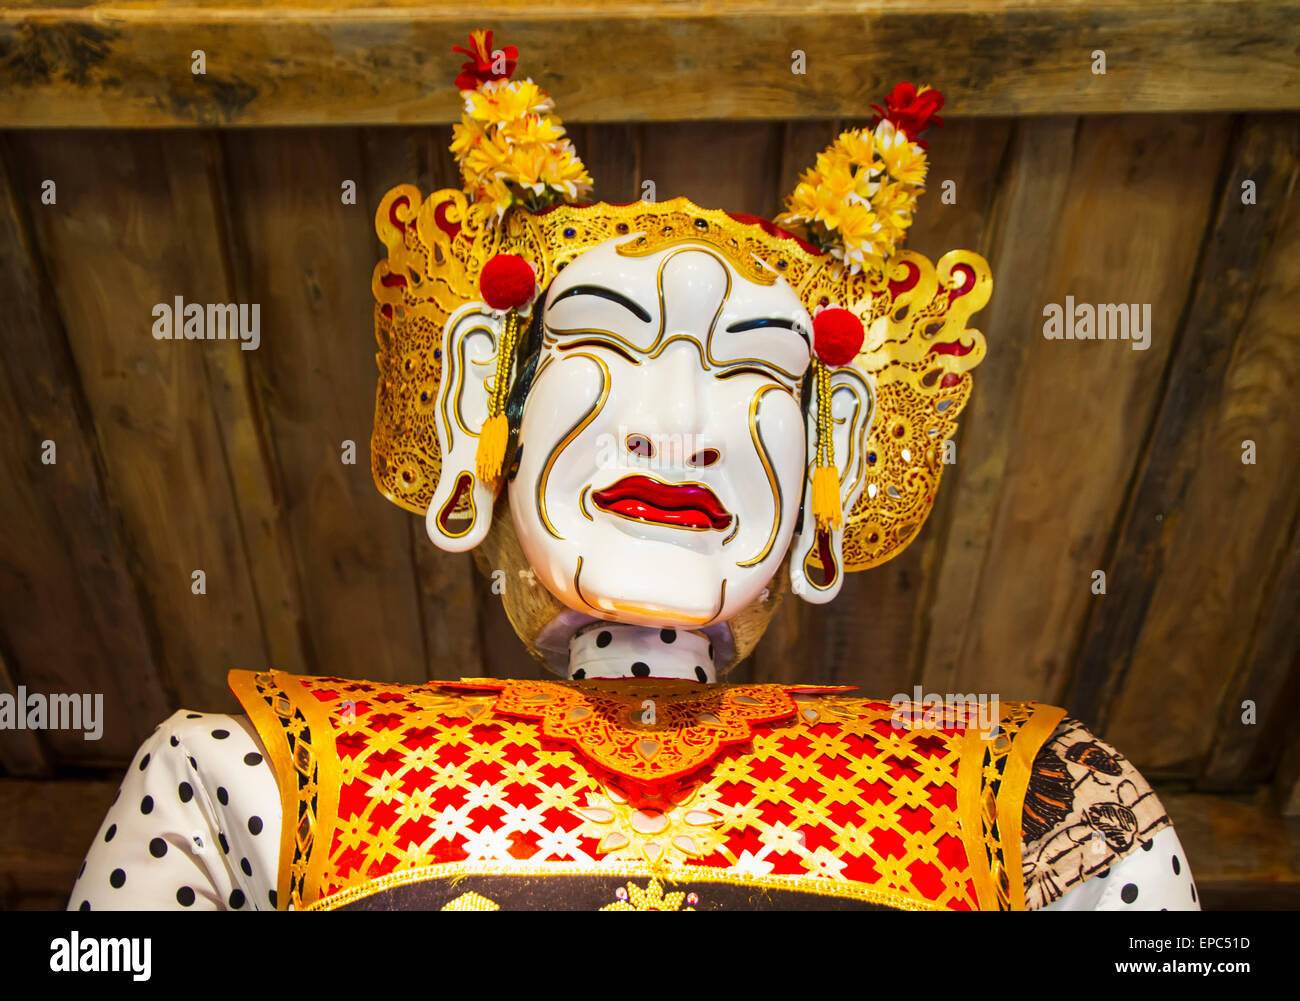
{"left": 0, "top": 116, "right": 1297, "bottom": 804}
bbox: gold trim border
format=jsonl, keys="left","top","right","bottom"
{"left": 998, "top": 702, "right": 1067, "bottom": 911}
{"left": 286, "top": 670, "right": 347, "bottom": 906}
{"left": 955, "top": 722, "right": 998, "bottom": 911}
{"left": 227, "top": 669, "right": 299, "bottom": 911}
{"left": 303, "top": 859, "right": 946, "bottom": 912}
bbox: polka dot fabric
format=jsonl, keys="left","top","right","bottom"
{"left": 1039, "top": 827, "right": 1200, "bottom": 911}
{"left": 567, "top": 622, "right": 716, "bottom": 682}
{"left": 67, "top": 711, "right": 282, "bottom": 911}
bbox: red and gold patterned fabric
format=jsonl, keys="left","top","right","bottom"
{"left": 229, "top": 670, "right": 1065, "bottom": 911}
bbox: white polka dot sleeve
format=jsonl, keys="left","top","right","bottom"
{"left": 1040, "top": 826, "right": 1201, "bottom": 911}
{"left": 67, "top": 711, "right": 283, "bottom": 911}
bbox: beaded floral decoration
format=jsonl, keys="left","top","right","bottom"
{"left": 449, "top": 29, "right": 592, "bottom": 220}
{"left": 776, "top": 83, "right": 945, "bottom": 274}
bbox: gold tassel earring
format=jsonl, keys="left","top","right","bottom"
{"left": 474, "top": 253, "right": 536, "bottom": 485}
{"left": 811, "top": 359, "right": 842, "bottom": 531}
{"left": 809, "top": 306, "right": 866, "bottom": 532}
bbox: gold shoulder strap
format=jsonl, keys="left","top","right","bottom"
{"left": 228, "top": 669, "right": 335, "bottom": 911}
{"left": 955, "top": 700, "right": 1067, "bottom": 910}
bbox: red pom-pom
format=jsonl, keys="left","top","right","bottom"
{"left": 480, "top": 254, "right": 536, "bottom": 311}
{"left": 813, "top": 308, "right": 865, "bottom": 367}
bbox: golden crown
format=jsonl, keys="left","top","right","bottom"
{"left": 371, "top": 29, "right": 990, "bottom": 572}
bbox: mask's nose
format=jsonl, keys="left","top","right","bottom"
{"left": 633, "top": 339, "right": 709, "bottom": 455}
{"left": 616, "top": 249, "right": 730, "bottom": 466}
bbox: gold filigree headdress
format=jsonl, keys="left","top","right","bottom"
{"left": 371, "top": 31, "right": 989, "bottom": 574}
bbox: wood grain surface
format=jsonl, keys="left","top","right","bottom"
{"left": 1, "top": 2, "right": 1299, "bottom": 126}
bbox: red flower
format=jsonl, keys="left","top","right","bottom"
{"left": 452, "top": 29, "right": 518, "bottom": 91}
{"left": 872, "top": 82, "right": 945, "bottom": 142}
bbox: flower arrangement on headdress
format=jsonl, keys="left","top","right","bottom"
{"left": 776, "top": 83, "right": 944, "bottom": 274}
{"left": 449, "top": 30, "right": 593, "bottom": 219}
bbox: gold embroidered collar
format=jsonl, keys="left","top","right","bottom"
{"left": 438, "top": 678, "right": 851, "bottom": 786}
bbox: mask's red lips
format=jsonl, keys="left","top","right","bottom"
{"left": 592, "top": 475, "right": 732, "bottom": 531}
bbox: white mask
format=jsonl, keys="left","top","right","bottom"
{"left": 509, "top": 237, "right": 813, "bottom": 627}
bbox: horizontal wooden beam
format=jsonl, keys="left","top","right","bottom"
{"left": 0, "top": 2, "right": 1297, "bottom": 127}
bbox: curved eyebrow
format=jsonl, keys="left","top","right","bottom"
{"left": 726, "top": 317, "right": 807, "bottom": 343}
{"left": 549, "top": 284, "right": 652, "bottom": 323}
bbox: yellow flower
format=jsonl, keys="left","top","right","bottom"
{"left": 773, "top": 118, "right": 932, "bottom": 272}
{"left": 881, "top": 142, "right": 927, "bottom": 186}
{"left": 449, "top": 115, "right": 487, "bottom": 160}
{"left": 873, "top": 180, "right": 918, "bottom": 242}
{"left": 499, "top": 113, "right": 567, "bottom": 146}
{"left": 450, "top": 71, "right": 592, "bottom": 219}
{"left": 777, "top": 186, "right": 829, "bottom": 233}
{"left": 797, "top": 164, "right": 826, "bottom": 190}
{"left": 821, "top": 165, "right": 861, "bottom": 202}
{"left": 874, "top": 119, "right": 929, "bottom": 186}
{"left": 462, "top": 134, "right": 510, "bottom": 183}
{"left": 464, "top": 78, "right": 554, "bottom": 125}
{"left": 838, "top": 203, "right": 882, "bottom": 248}
{"left": 873, "top": 118, "right": 904, "bottom": 149}
{"left": 542, "top": 145, "right": 593, "bottom": 199}
{"left": 477, "top": 176, "right": 515, "bottom": 218}
{"left": 835, "top": 204, "right": 889, "bottom": 274}
{"left": 836, "top": 128, "right": 875, "bottom": 168}
{"left": 815, "top": 148, "right": 852, "bottom": 179}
